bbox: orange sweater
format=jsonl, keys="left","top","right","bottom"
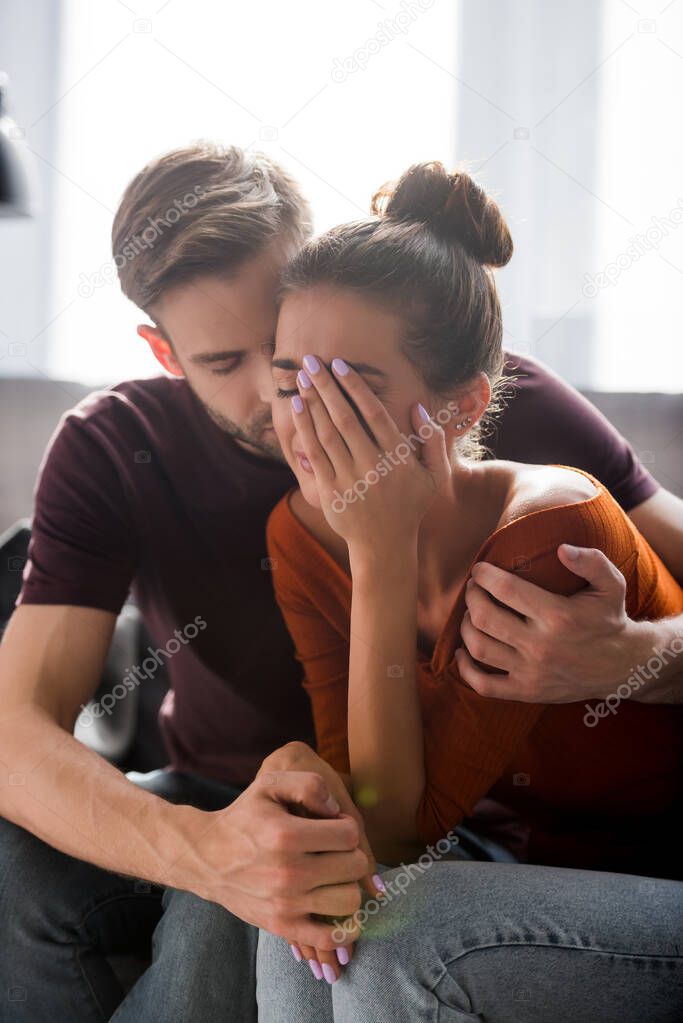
{"left": 267, "top": 472, "right": 683, "bottom": 878}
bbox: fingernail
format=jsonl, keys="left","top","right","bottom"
{"left": 332, "top": 357, "right": 349, "bottom": 376}
{"left": 297, "top": 369, "right": 312, "bottom": 389}
{"left": 308, "top": 959, "right": 323, "bottom": 980}
{"left": 417, "top": 403, "right": 430, "bottom": 423}
{"left": 372, "top": 873, "right": 386, "bottom": 894}
{"left": 336, "top": 946, "right": 350, "bottom": 966}
{"left": 322, "top": 963, "right": 338, "bottom": 984}
{"left": 290, "top": 944, "right": 303, "bottom": 962}
{"left": 291, "top": 395, "right": 304, "bottom": 414}
{"left": 303, "top": 354, "right": 320, "bottom": 374}
{"left": 562, "top": 544, "right": 580, "bottom": 560}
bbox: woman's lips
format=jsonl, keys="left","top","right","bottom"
{"left": 294, "top": 450, "right": 314, "bottom": 473}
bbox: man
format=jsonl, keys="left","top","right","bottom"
{"left": 0, "top": 142, "right": 681, "bottom": 1021}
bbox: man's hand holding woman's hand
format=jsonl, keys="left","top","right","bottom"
{"left": 257, "top": 741, "right": 386, "bottom": 983}
{"left": 164, "top": 741, "right": 378, "bottom": 982}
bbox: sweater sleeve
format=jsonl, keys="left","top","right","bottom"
{"left": 414, "top": 499, "right": 635, "bottom": 844}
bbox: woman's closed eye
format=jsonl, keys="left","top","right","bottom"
{"left": 275, "top": 380, "right": 387, "bottom": 402}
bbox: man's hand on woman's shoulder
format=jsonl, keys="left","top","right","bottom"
{"left": 457, "top": 544, "right": 682, "bottom": 704}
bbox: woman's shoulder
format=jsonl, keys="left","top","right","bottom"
{"left": 495, "top": 463, "right": 601, "bottom": 530}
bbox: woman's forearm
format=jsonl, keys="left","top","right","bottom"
{"left": 347, "top": 539, "right": 425, "bottom": 856}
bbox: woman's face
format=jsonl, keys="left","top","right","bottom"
{"left": 271, "top": 284, "right": 437, "bottom": 508}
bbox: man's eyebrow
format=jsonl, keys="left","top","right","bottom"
{"left": 271, "top": 357, "right": 387, "bottom": 378}
{"left": 189, "top": 349, "right": 245, "bottom": 365}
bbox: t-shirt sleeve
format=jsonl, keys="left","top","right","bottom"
{"left": 490, "top": 355, "right": 658, "bottom": 513}
{"left": 16, "top": 412, "right": 138, "bottom": 614}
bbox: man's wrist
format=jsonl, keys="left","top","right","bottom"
{"left": 153, "top": 801, "right": 218, "bottom": 896}
{"left": 628, "top": 616, "right": 683, "bottom": 703}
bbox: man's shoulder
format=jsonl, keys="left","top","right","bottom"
{"left": 66, "top": 375, "right": 189, "bottom": 430}
{"left": 37, "top": 375, "right": 195, "bottom": 487}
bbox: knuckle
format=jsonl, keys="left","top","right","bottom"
{"left": 468, "top": 603, "right": 487, "bottom": 630}
{"left": 547, "top": 609, "right": 571, "bottom": 633}
{"left": 468, "top": 635, "right": 487, "bottom": 660}
{"left": 341, "top": 816, "right": 360, "bottom": 847}
{"left": 270, "top": 894, "right": 294, "bottom": 918}
{"left": 264, "top": 823, "right": 293, "bottom": 855}
{"left": 270, "top": 863, "right": 297, "bottom": 895}
{"left": 282, "top": 740, "right": 313, "bottom": 763}
{"left": 613, "top": 569, "right": 627, "bottom": 594}
{"left": 335, "top": 411, "right": 356, "bottom": 432}
{"left": 365, "top": 405, "right": 386, "bottom": 428}
{"left": 301, "top": 773, "right": 327, "bottom": 802}
{"left": 317, "top": 425, "right": 337, "bottom": 447}
{"left": 468, "top": 674, "right": 490, "bottom": 697}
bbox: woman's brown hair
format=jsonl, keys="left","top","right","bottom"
{"left": 280, "top": 161, "right": 513, "bottom": 452}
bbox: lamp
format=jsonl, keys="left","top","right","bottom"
{"left": 0, "top": 72, "right": 38, "bottom": 218}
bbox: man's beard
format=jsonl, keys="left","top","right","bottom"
{"left": 202, "top": 397, "right": 286, "bottom": 463}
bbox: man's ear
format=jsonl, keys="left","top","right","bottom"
{"left": 137, "top": 324, "right": 184, "bottom": 378}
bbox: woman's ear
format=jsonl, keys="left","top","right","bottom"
{"left": 442, "top": 372, "right": 491, "bottom": 441}
{"left": 137, "top": 324, "right": 184, "bottom": 377}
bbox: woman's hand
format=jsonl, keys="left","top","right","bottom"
{"left": 258, "top": 742, "right": 386, "bottom": 983}
{"left": 291, "top": 354, "right": 451, "bottom": 554}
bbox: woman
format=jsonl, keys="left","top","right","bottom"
{"left": 257, "top": 162, "right": 683, "bottom": 1017}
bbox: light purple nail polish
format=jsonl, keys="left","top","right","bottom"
{"left": 336, "top": 946, "right": 350, "bottom": 966}
{"left": 308, "top": 959, "right": 323, "bottom": 980}
{"left": 290, "top": 944, "right": 303, "bottom": 962}
{"left": 291, "top": 395, "right": 304, "bottom": 413}
{"left": 297, "top": 369, "right": 312, "bottom": 389}
{"left": 322, "top": 963, "right": 338, "bottom": 984}
{"left": 418, "top": 403, "right": 430, "bottom": 423}
{"left": 303, "top": 354, "right": 320, "bottom": 374}
{"left": 332, "top": 357, "right": 349, "bottom": 376}
{"left": 372, "top": 873, "right": 386, "bottom": 893}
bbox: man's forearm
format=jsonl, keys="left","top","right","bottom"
{"left": 630, "top": 614, "right": 683, "bottom": 703}
{"left": 0, "top": 705, "right": 202, "bottom": 889}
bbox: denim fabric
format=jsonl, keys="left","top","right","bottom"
{"left": 0, "top": 769, "right": 257, "bottom": 1022}
{"left": 257, "top": 861, "right": 683, "bottom": 1023}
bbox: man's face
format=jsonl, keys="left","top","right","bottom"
{"left": 146, "top": 239, "right": 293, "bottom": 461}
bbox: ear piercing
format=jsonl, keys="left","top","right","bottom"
{"left": 455, "top": 416, "right": 473, "bottom": 431}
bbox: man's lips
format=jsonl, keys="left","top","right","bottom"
{"left": 294, "top": 449, "right": 314, "bottom": 473}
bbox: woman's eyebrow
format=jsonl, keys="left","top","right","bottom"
{"left": 271, "top": 357, "right": 387, "bottom": 378}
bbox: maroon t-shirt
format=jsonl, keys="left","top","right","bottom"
{"left": 17, "top": 355, "right": 658, "bottom": 786}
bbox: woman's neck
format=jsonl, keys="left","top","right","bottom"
{"left": 415, "top": 459, "right": 511, "bottom": 607}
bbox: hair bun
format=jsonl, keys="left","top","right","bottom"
{"left": 371, "top": 161, "right": 512, "bottom": 268}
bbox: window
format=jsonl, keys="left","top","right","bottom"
{"left": 47, "top": 0, "right": 458, "bottom": 384}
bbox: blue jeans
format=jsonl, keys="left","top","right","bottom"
{"left": 0, "top": 769, "right": 257, "bottom": 1022}
{"left": 257, "top": 860, "right": 683, "bottom": 1022}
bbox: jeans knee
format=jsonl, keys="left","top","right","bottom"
{"left": 158, "top": 889, "right": 256, "bottom": 961}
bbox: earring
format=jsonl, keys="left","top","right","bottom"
{"left": 455, "top": 416, "right": 473, "bottom": 431}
